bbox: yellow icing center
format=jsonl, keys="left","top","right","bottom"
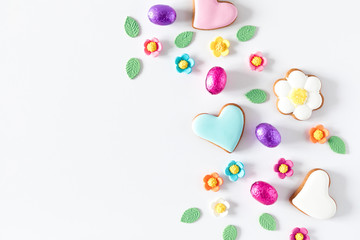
{"left": 178, "top": 60, "right": 188, "bottom": 69}
{"left": 207, "top": 177, "right": 218, "bottom": 188}
{"left": 313, "top": 129, "right": 324, "bottom": 141}
{"left": 229, "top": 165, "right": 240, "bottom": 174}
{"left": 295, "top": 233, "right": 304, "bottom": 240}
{"left": 279, "top": 164, "right": 288, "bottom": 173}
{"left": 251, "top": 56, "right": 263, "bottom": 66}
{"left": 289, "top": 88, "right": 308, "bottom": 105}
{"left": 215, "top": 42, "right": 227, "bottom": 52}
{"left": 215, "top": 203, "right": 226, "bottom": 213}
{"left": 146, "top": 42, "right": 157, "bottom": 52}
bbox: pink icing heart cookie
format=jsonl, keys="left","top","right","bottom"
{"left": 193, "top": 0, "right": 238, "bottom": 30}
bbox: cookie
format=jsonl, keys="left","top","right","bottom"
{"left": 192, "top": 0, "right": 238, "bottom": 30}
{"left": 290, "top": 168, "right": 337, "bottom": 219}
{"left": 192, "top": 103, "right": 245, "bottom": 153}
{"left": 273, "top": 68, "right": 324, "bottom": 121}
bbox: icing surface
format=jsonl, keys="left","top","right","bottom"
{"left": 193, "top": 0, "right": 238, "bottom": 30}
{"left": 292, "top": 169, "right": 336, "bottom": 219}
{"left": 192, "top": 104, "right": 244, "bottom": 153}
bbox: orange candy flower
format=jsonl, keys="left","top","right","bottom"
{"left": 203, "top": 172, "right": 223, "bottom": 192}
{"left": 309, "top": 124, "right": 329, "bottom": 144}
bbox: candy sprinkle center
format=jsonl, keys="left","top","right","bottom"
{"left": 207, "top": 177, "right": 218, "bottom": 187}
{"left": 215, "top": 203, "right": 226, "bottom": 213}
{"left": 279, "top": 164, "right": 288, "bottom": 173}
{"left": 251, "top": 56, "right": 263, "bottom": 66}
{"left": 229, "top": 165, "right": 240, "bottom": 174}
{"left": 147, "top": 42, "right": 157, "bottom": 52}
{"left": 295, "top": 233, "right": 304, "bottom": 240}
{"left": 178, "top": 60, "right": 188, "bottom": 69}
{"left": 313, "top": 129, "right": 324, "bottom": 141}
{"left": 289, "top": 88, "right": 308, "bottom": 105}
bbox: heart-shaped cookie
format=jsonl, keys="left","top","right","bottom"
{"left": 290, "top": 169, "right": 337, "bottom": 219}
{"left": 192, "top": 103, "right": 245, "bottom": 153}
{"left": 192, "top": 0, "right": 238, "bottom": 30}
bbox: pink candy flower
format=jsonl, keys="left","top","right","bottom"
{"left": 290, "top": 227, "right": 310, "bottom": 240}
{"left": 249, "top": 52, "right": 267, "bottom": 72}
{"left": 274, "top": 158, "right": 294, "bottom": 179}
{"left": 144, "top": 38, "right": 162, "bottom": 57}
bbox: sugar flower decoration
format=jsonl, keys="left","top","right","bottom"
{"left": 175, "top": 53, "right": 195, "bottom": 74}
{"left": 210, "top": 198, "right": 230, "bottom": 217}
{"left": 203, "top": 172, "right": 223, "bottom": 192}
{"left": 224, "top": 160, "right": 245, "bottom": 181}
{"left": 290, "top": 227, "right": 310, "bottom": 240}
{"left": 274, "top": 69, "right": 323, "bottom": 121}
{"left": 249, "top": 52, "right": 267, "bottom": 72}
{"left": 309, "top": 124, "right": 329, "bottom": 144}
{"left": 210, "top": 36, "right": 230, "bottom": 57}
{"left": 274, "top": 158, "right": 294, "bottom": 179}
{"left": 144, "top": 38, "right": 162, "bottom": 57}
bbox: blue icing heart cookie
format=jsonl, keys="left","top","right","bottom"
{"left": 192, "top": 103, "right": 245, "bottom": 153}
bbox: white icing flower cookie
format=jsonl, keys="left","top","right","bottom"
{"left": 273, "top": 69, "right": 324, "bottom": 120}
{"left": 289, "top": 169, "right": 337, "bottom": 220}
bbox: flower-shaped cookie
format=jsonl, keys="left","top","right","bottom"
{"left": 290, "top": 227, "right": 309, "bottom": 240}
{"left": 224, "top": 160, "right": 245, "bottom": 181}
{"left": 249, "top": 52, "right": 267, "bottom": 72}
{"left": 274, "top": 158, "right": 293, "bottom": 179}
{"left": 203, "top": 172, "right": 223, "bottom": 192}
{"left": 210, "top": 198, "right": 230, "bottom": 217}
{"left": 309, "top": 124, "right": 329, "bottom": 144}
{"left": 144, "top": 38, "right": 162, "bottom": 57}
{"left": 273, "top": 69, "right": 323, "bottom": 121}
{"left": 175, "top": 54, "right": 195, "bottom": 74}
{"left": 210, "top": 36, "right": 230, "bottom": 57}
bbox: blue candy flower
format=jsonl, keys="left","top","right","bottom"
{"left": 224, "top": 161, "right": 245, "bottom": 181}
{"left": 175, "top": 53, "right": 195, "bottom": 74}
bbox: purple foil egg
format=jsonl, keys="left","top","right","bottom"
{"left": 205, "top": 66, "right": 227, "bottom": 95}
{"left": 255, "top": 123, "right": 281, "bottom": 148}
{"left": 148, "top": 5, "right": 176, "bottom": 26}
{"left": 250, "top": 181, "right": 278, "bottom": 205}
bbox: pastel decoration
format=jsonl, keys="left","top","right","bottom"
{"left": 250, "top": 181, "right": 278, "bottom": 205}
{"left": 175, "top": 31, "right": 194, "bottom": 48}
{"left": 148, "top": 5, "right": 176, "bottom": 26}
{"left": 210, "top": 37, "right": 230, "bottom": 57}
{"left": 203, "top": 172, "right": 223, "bottom": 192}
{"left": 237, "top": 25, "right": 256, "bottom": 42}
{"left": 274, "top": 158, "right": 294, "bottom": 179}
{"left": 224, "top": 160, "right": 245, "bottom": 181}
{"left": 181, "top": 208, "right": 201, "bottom": 223}
{"left": 290, "top": 228, "right": 310, "bottom": 240}
{"left": 192, "top": 103, "right": 245, "bottom": 153}
{"left": 193, "top": 0, "right": 238, "bottom": 30}
{"left": 144, "top": 38, "right": 162, "bottom": 57}
{"left": 309, "top": 124, "right": 329, "bottom": 144}
{"left": 126, "top": 58, "right": 141, "bottom": 79}
{"left": 175, "top": 54, "right": 195, "bottom": 74}
{"left": 259, "top": 213, "right": 276, "bottom": 231}
{"left": 249, "top": 52, "right": 267, "bottom": 72}
{"left": 223, "top": 225, "right": 237, "bottom": 240}
{"left": 245, "top": 89, "right": 267, "bottom": 104}
{"left": 290, "top": 169, "right": 337, "bottom": 219}
{"left": 274, "top": 69, "right": 324, "bottom": 121}
{"left": 205, "top": 66, "right": 227, "bottom": 95}
{"left": 124, "top": 16, "right": 140, "bottom": 38}
{"left": 210, "top": 198, "right": 230, "bottom": 217}
{"left": 328, "top": 136, "right": 346, "bottom": 154}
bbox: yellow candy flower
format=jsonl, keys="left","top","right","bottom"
{"left": 210, "top": 37, "right": 230, "bottom": 57}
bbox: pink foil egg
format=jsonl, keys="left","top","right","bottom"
{"left": 205, "top": 66, "right": 227, "bottom": 95}
{"left": 250, "top": 181, "right": 278, "bottom": 205}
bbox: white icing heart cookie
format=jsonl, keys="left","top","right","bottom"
{"left": 290, "top": 169, "right": 337, "bottom": 219}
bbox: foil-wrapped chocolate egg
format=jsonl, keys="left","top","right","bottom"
{"left": 148, "top": 5, "right": 176, "bottom": 26}
{"left": 250, "top": 181, "right": 278, "bottom": 205}
{"left": 255, "top": 123, "right": 281, "bottom": 148}
{"left": 205, "top": 66, "right": 227, "bottom": 95}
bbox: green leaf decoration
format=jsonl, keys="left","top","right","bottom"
{"left": 259, "top": 213, "right": 276, "bottom": 231}
{"left": 223, "top": 225, "right": 237, "bottom": 240}
{"left": 237, "top": 25, "right": 257, "bottom": 42}
{"left": 245, "top": 89, "right": 267, "bottom": 103}
{"left": 328, "top": 136, "right": 346, "bottom": 154}
{"left": 175, "top": 31, "right": 194, "bottom": 48}
{"left": 180, "top": 208, "right": 200, "bottom": 223}
{"left": 124, "top": 16, "right": 140, "bottom": 38}
{"left": 126, "top": 58, "right": 141, "bottom": 79}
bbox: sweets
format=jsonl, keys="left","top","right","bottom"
{"left": 205, "top": 67, "right": 227, "bottom": 94}
{"left": 250, "top": 181, "right": 278, "bottom": 205}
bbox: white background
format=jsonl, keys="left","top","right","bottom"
{"left": 0, "top": 0, "right": 359, "bottom": 239}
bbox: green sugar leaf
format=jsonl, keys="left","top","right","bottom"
{"left": 175, "top": 31, "right": 194, "bottom": 48}
{"left": 181, "top": 208, "right": 200, "bottom": 223}
{"left": 126, "top": 58, "right": 141, "bottom": 79}
{"left": 328, "top": 136, "right": 346, "bottom": 154}
{"left": 124, "top": 16, "right": 140, "bottom": 38}
{"left": 237, "top": 25, "right": 256, "bottom": 42}
{"left": 223, "top": 225, "right": 237, "bottom": 240}
{"left": 259, "top": 213, "right": 276, "bottom": 231}
{"left": 245, "top": 89, "right": 267, "bottom": 103}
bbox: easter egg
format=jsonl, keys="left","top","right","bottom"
{"left": 255, "top": 123, "right": 281, "bottom": 148}
{"left": 148, "top": 5, "right": 177, "bottom": 26}
{"left": 250, "top": 181, "right": 278, "bottom": 205}
{"left": 205, "top": 66, "right": 227, "bottom": 95}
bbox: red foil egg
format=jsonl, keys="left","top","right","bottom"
{"left": 205, "top": 66, "right": 227, "bottom": 95}
{"left": 250, "top": 181, "right": 278, "bottom": 205}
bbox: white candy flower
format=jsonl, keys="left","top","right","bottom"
{"left": 210, "top": 198, "right": 230, "bottom": 217}
{"left": 274, "top": 69, "right": 323, "bottom": 120}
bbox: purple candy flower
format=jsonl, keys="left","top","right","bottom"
{"left": 290, "top": 227, "right": 310, "bottom": 240}
{"left": 274, "top": 158, "right": 294, "bottom": 179}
